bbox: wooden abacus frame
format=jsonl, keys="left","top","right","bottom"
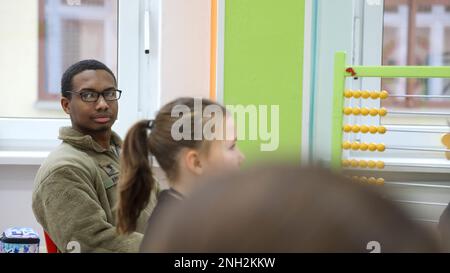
{"left": 331, "top": 51, "right": 450, "bottom": 170}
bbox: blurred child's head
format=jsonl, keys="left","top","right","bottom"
{"left": 141, "top": 165, "right": 440, "bottom": 253}
{"left": 117, "top": 97, "right": 244, "bottom": 234}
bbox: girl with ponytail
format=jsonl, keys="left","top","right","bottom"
{"left": 116, "top": 97, "right": 245, "bottom": 235}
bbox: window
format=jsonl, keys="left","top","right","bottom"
{"left": 382, "top": 0, "right": 450, "bottom": 123}
{"left": 0, "top": 0, "right": 155, "bottom": 157}
{"left": 38, "top": 0, "right": 118, "bottom": 108}
{"left": 349, "top": 0, "right": 450, "bottom": 169}
{"left": 0, "top": 0, "right": 117, "bottom": 119}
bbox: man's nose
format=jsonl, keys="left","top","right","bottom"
{"left": 95, "top": 95, "right": 110, "bottom": 111}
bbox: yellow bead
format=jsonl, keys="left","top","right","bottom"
{"left": 368, "top": 160, "right": 376, "bottom": 168}
{"left": 377, "top": 143, "right": 386, "bottom": 152}
{"left": 353, "top": 90, "right": 362, "bottom": 99}
{"left": 342, "top": 160, "right": 350, "bottom": 167}
{"left": 361, "top": 108, "right": 370, "bottom": 116}
{"left": 360, "top": 176, "right": 368, "bottom": 183}
{"left": 376, "top": 178, "right": 385, "bottom": 186}
{"left": 342, "top": 141, "right": 352, "bottom": 150}
{"left": 370, "top": 108, "right": 379, "bottom": 116}
{"left": 344, "top": 107, "right": 353, "bottom": 115}
{"left": 379, "top": 108, "right": 388, "bottom": 117}
{"left": 344, "top": 90, "right": 353, "bottom": 98}
{"left": 361, "top": 90, "right": 371, "bottom": 99}
{"left": 369, "top": 126, "right": 378, "bottom": 134}
{"left": 352, "top": 108, "right": 361, "bottom": 115}
{"left": 368, "top": 143, "right": 377, "bottom": 152}
{"left": 352, "top": 125, "right": 361, "bottom": 133}
{"left": 368, "top": 177, "right": 377, "bottom": 185}
{"left": 376, "top": 161, "right": 385, "bottom": 169}
{"left": 351, "top": 160, "right": 359, "bottom": 168}
{"left": 380, "top": 90, "right": 389, "bottom": 100}
{"left": 352, "top": 176, "right": 360, "bottom": 182}
{"left": 360, "top": 125, "right": 370, "bottom": 134}
{"left": 377, "top": 126, "right": 387, "bottom": 134}
{"left": 351, "top": 142, "right": 361, "bottom": 151}
{"left": 359, "top": 160, "right": 368, "bottom": 168}
{"left": 360, "top": 143, "right": 369, "bottom": 151}
{"left": 343, "top": 124, "right": 352, "bottom": 133}
{"left": 370, "top": 91, "right": 380, "bottom": 100}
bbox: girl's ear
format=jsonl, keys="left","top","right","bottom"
{"left": 184, "top": 149, "right": 204, "bottom": 176}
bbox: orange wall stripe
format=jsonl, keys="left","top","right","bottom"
{"left": 210, "top": 0, "right": 218, "bottom": 101}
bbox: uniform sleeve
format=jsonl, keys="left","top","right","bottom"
{"left": 32, "top": 166, "right": 143, "bottom": 253}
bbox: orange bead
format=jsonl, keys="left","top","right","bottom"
{"left": 352, "top": 125, "right": 361, "bottom": 133}
{"left": 376, "top": 161, "right": 385, "bottom": 169}
{"left": 380, "top": 90, "right": 389, "bottom": 100}
{"left": 351, "top": 142, "right": 361, "bottom": 151}
{"left": 379, "top": 108, "right": 388, "bottom": 117}
{"left": 370, "top": 91, "right": 380, "bottom": 100}
{"left": 352, "top": 108, "right": 361, "bottom": 115}
{"left": 343, "top": 124, "right": 352, "bottom": 133}
{"left": 360, "top": 125, "right": 370, "bottom": 134}
{"left": 360, "top": 143, "right": 369, "bottom": 151}
{"left": 361, "top": 90, "right": 371, "bottom": 99}
{"left": 368, "top": 160, "right": 376, "bottom": 168}
{"left": 353, "top": 90, "right": 362, "bottom": 99}
{"left": 359, "top": 160, "right": 368, "bottom": 168}
{"left": 376, "top": 178, "right": 385, "bottom": 186}
{"left": 377, "top": 143, "right": 386, "bottom": 152}
{"left": 342, "top": 160, "right": 350, "bottom": 167}
{"left": 344, "top": 107, "right": 353, "bottom": 115}
{"left": 369, "top": 126, "right": 378, "bottom": 134}
{"left": 361, "top": 108, "right": 370, "bottom": 116}
{"left": 377, "top": 126, "right": 387, "bottom": 134}
{"left": 342, "top": 141, "right": 352, "bottom": 150}
{"left": 368, "top": 143, "right": 377, "bottom": 152}
{"left": 344, "top": 90, "right": 353, "bottom": 98}
{"left": 370, "top": 108, "right": 379, "bottom": 116}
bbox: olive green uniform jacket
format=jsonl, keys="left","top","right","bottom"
{"left": 32, "top": 127, "right": 158, "bottom": 253}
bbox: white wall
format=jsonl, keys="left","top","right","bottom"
{"left": 160, "top": 0, "right": 211, "bottom": 105}
{"left": 0, "top": 165, "right": 42, "bottom": 238}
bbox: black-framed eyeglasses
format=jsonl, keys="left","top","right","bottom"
{"left": 65, "top": 89, "right": 122, "bottom": 102}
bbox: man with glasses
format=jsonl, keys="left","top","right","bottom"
{"left": 32, "top": 60, "right": 159, "bottom": 252}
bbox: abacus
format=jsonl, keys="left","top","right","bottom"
{"left": 332, "top": 51, "right": 450, "bottom": 185}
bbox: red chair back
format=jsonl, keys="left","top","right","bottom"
{"left": 44, "top": 231, "right": 58, "bottom": 253}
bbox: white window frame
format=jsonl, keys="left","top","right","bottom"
{"left": 346, "top": 0, "right": 450, "bottom": 173}
{"left": 0, "top": 0, "right": 161, "bottom": 165}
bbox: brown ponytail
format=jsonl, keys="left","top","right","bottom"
{"left": 116, "top": 120, "right": 155, "bottom": 234}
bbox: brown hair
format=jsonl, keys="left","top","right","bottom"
{"left": 141, "top": 165, "right": 440, "bottom": 252}
{"left": 116, "top": 97, "right": 226, "bottom": 234}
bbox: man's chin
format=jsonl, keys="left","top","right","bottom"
{"left": 90, "top": 121, "right": 115, "bottom": 132}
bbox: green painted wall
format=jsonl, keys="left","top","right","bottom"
{"left": 223, "top": 0, "right": 305, "bottom": 165}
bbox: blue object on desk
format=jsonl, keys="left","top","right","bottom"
{"left": 0, "top": 227, "right": 40, "bottom": 253}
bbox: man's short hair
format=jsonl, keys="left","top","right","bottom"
{"left": 61, "top": 59, "right": 117, "bottom": 99}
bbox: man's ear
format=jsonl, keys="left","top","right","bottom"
{"left": 184, "top": 149, "right": 204, "bottom": 176}
{"left": 61, "top": 97, "right": 71, "bottom": 114}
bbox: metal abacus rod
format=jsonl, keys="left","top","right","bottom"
{"left": 387, "top": 146, "right": 450, "bottom": 153}
{"left": 388, "top": 111, "right": 450, "bottom": 117}
{"left": 343, "top": 160, "right": 450, "bottom": 170}
{"left": 385, "top": 128, "right": 450, "bottom": 134}
{"left": 388, "top": 94, "right": 450, "bottom": 99}
{"left": 342, "top": 142, "right": 450, "bottom": 153}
